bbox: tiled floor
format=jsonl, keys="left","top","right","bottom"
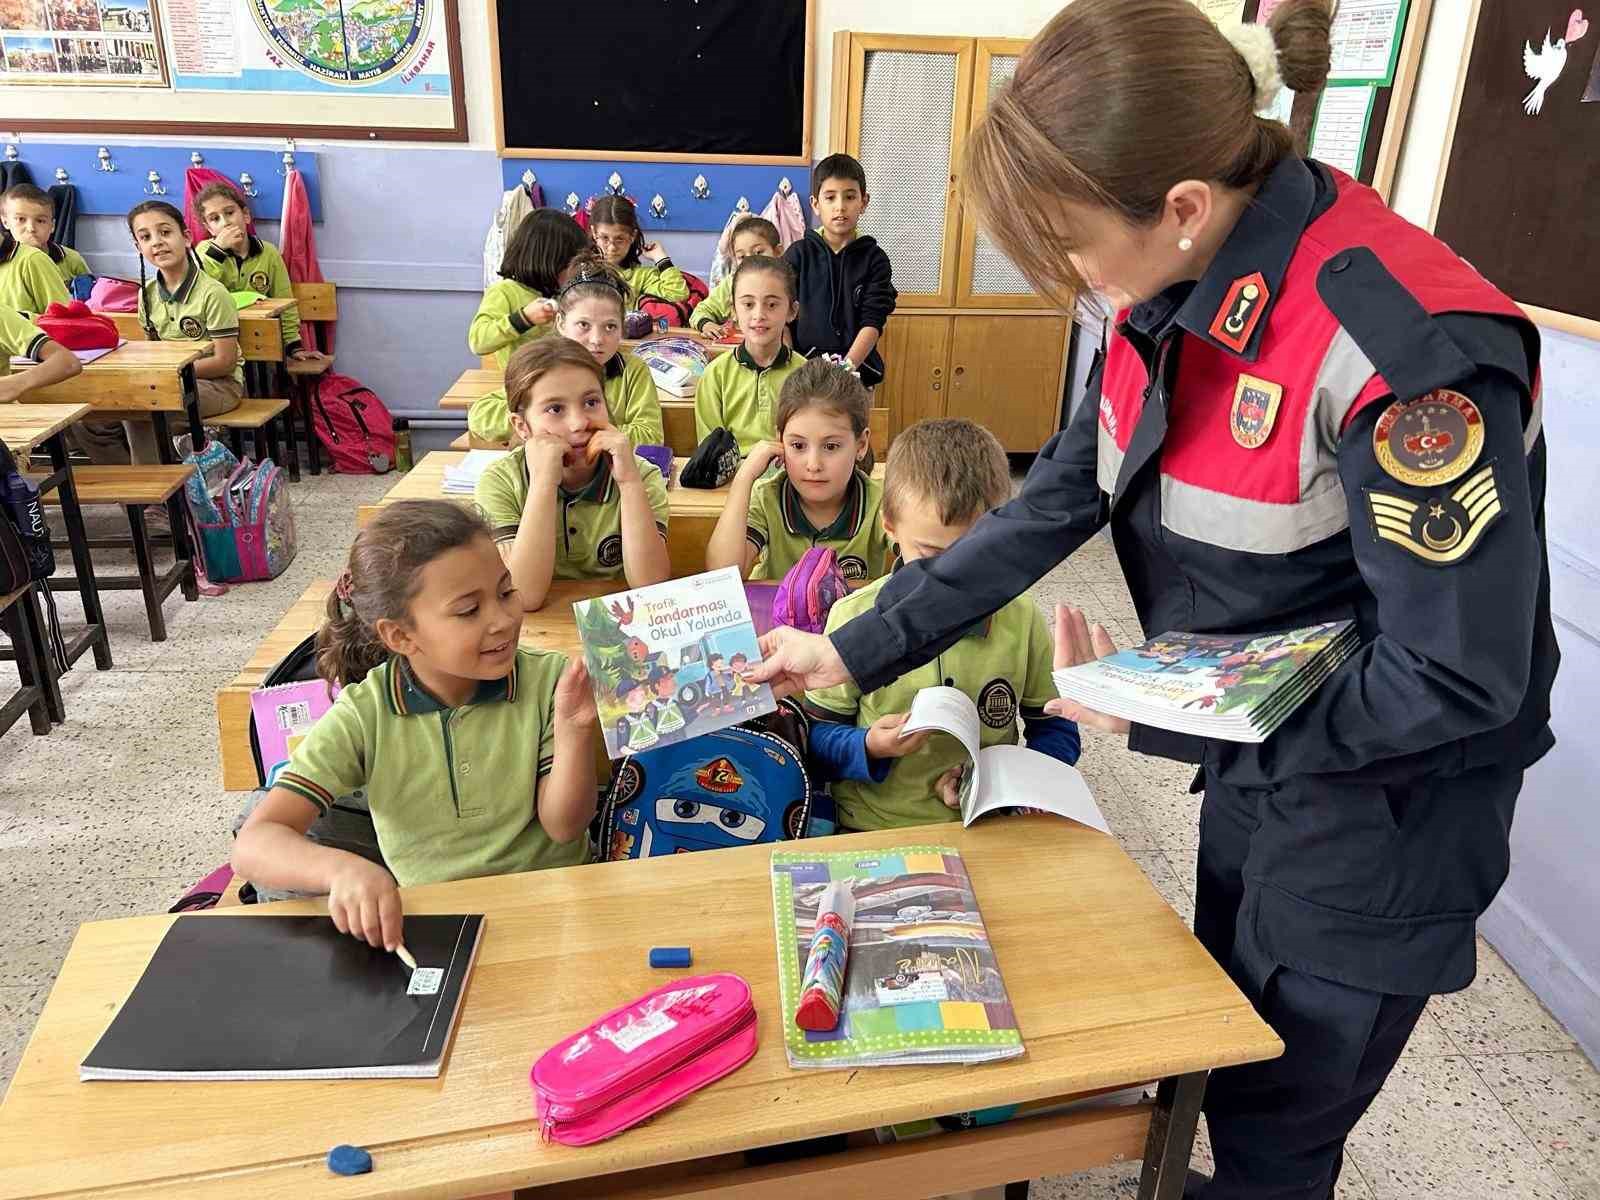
{"left": 1, "top": 471, "right": 1596, "bottom": 1199}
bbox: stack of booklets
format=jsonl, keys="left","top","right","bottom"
{"left": 771, "top": 845, "right": 1023, "bottom": 1069}
{"left": 442, "top": 449, "right": 509, "bottom": 494}
{"left": 1052, "top": 621, "right": 1357, "bottom": 743}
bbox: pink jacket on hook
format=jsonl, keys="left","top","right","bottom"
{"left": 183, "top": 166, "right": 256, "bottom": 245}
{"left": 279, "top": 167, "right": 333, "bottom": 354}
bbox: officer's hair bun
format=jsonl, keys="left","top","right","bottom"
{"left": 1263, "top": 0, "right": 1333, "bottom": 95}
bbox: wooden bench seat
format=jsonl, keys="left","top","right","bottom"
{"left": 40, "top": 464, "right": 198, "bottom": 642}
{"left": 208, "top": 396, "right": 290, "bottom": 464}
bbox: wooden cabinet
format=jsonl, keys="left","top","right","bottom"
{"left": 833, "top": 32, "right": 1074, "bottom": 451}
{"left": 879, "top": 313, "right": 1070, "bottom": 453}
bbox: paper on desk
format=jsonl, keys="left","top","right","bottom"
{"left": 441, "top": 449, "right": 510, "bottom": 495}
{"left": 10, "top": 342, "right": 122, "bottom": 369}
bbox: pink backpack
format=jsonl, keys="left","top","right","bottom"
{"left": 310, "top": 373, "right": 395, "bottom": 474}
{"left": 772, "top": 546, "right": 851, "bottom": 634}
{"left": 531, "top": 973, "right": 757, "bottom": 1145}
{"left": 87, "top": 276, "right": 139, "bottom": 312}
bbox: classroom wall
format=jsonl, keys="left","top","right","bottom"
{"left": 1392, "top": 2, "right": 1600, "bottom": 1064}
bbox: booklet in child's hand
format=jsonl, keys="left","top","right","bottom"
{"left": 899, "top": 686, "right": 1109, "bottom": 832}
{"left": 574, "top": 566, "right": 777, "bottom": 759}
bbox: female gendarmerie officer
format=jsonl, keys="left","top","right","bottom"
{"left": 748, "top": 2, "right": 1559, "bottom": 1197}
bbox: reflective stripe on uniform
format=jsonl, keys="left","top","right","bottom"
{"left": 1096, "top": 416, "right": 1124, "bottom": 496}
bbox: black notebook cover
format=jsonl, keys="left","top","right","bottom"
{"left": 81, "top": 915, "right": 484, "bottom": 1081}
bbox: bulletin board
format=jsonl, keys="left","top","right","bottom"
{"left": 1243, "top": 0, "right": 1431, "bottom": 200}
{"left": 1430, "top": 0, "right": 1599, "bottom": 337}
{"left": 0, "top": 0, "right": 466, "bottom": 141}
{"left": 490, "top": 0, "right": 813, "bottom": 165}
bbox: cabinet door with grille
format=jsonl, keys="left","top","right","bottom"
{"left": 839, "top": 35, "right": 974, "bottom": 308}
{"left": 956, "top": 39, "right": 1054, "bottom": 310}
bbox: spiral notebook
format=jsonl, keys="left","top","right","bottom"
{"left": 81, "top": 914, "right": 483, "bottom": 1081}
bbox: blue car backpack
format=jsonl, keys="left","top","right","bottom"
{"left": 599, "top": 701, "right": 829, "bottom": 861}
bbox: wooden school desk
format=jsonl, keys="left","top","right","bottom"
{"left": 0, "top": 820, "right": 1282, "bottom": 1200}
{"left": 214, "top": 577, "right": 617, "bottom": 791}
{"left": 0, "top": 401, "right": 108, "bottom": 697}
{"left": 20, "top": 341, "right": 211, "bottom": 463}
{"left": 357, "top": 451, "right": 888, "bottom": 578}
{"left": 96, "top": 299, "right": 293, "bottom": 362}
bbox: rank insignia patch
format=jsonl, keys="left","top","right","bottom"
{"left": 1366, "top": 462, "right": 1502, "bottom": 566}
{"left": 1373, "top": 389, "right": 1484, "bottom": 487}
{"left": 1230, "top": 374, "right": 1284, "bottom": 448}
{"left": 1209, "top": 270, "right": 1269, "bottom": 353}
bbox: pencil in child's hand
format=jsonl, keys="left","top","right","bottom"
{"left": 395, "top": 944, "right": 418, "bottom": 972}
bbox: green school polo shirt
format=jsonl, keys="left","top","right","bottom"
{"left": 141, "top": 262, "right": 244, "bottom": 386}
{"left": 746, "top": 468, "right": 891, "bottom": 584}
{"left": 694, "top": 343, "right": 807, "bottom": 455}
{"left": 278, "top": 649, "right": 588, "bottom": 887}
{"left": 468, "top": 352, "right": 662, "bottom": 448}
{"left": 53, "top": 246, "right": 90, "bottom": 286}
{"left": 806, "top": 580, "right": 1058, "bottom": 831}
{"left": 690, "top": 275, "right": 733, "bottom": 332}
{"left": 0, "top": 306, "right": 50, "bottom": 377}
{"left": 474, "top": 444, "right": 670, "bottom": 580}
{"left": 197, "top": 235, "right": 300, "bottom": 350}
{"left": 0, "top": 241, "right": 69, "bottom": 316}
{"left": 466, "top": 279, "right": 554, "bottom": 443}
{"left": 618, "top": 260, "right": 689, "bottom": 305}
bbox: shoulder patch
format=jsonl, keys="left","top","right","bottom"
{"left": 1365, "top": 461, "right": 1502, "bottom": 567}
{"left": 1230, "top": 374, "right": 1284, "bottom": 449}
{"left": 1372, "top": 389, "right": 1483, "bottom": 487}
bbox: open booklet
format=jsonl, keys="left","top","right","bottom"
{"left": 898, "top": 686, "right": 1109, "bottom": 833}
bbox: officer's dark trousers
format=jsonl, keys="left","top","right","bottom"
{"left": 1189, "top": 763, "right": 1521, "bottom": 1200}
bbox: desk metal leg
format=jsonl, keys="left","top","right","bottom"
{"left": 1137, "top": 1072, "right": 1207, "bottom": 1200}
{"left": 45, "top": 432, "right": 111, "bottom": 671}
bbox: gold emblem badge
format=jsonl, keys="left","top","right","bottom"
{"left": 1366, "top": 462, "right": 1502, "bottom": 566}
{"left": 1230, "top": 374, "right": 1284, "bottom": 449}
{"left": 1373, "top": 389, "right": 1484, "bottom": 487}
{"left": 178, "top": 316, "right": 203, "bottom": 338}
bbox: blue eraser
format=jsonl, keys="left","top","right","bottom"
{"left": 327, "top": 1144, "right": 373, "bottom": 1176}
{"left": 649, "top": 946, "right": 692, "bottom": 968}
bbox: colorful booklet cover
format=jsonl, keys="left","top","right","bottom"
{"left": 251, "top": 679, "right": 339, "bottom": 787}
{"left": 574, "top": 566, "right": 776, "bottom": 759}
{"left": 1051, "top": 621, "right": 1357, "bottom": 742}
{"left": 771, "top": 845, "right": 1024, "bottom": 1069}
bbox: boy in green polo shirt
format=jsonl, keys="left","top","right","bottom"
{"left": 692, "top": 216, "right": 782, "bottom": 336}
{"left": 234, "top": 502, "right": 601, "bottom": 941}
{"left": 474, "top": 336, "right": 670, "bottom": 612}
{"left": 1, "top": 184, "right": 89, "bottom": 291}
{"left": 194, "top": 181, "right": 316, "bottom": 363}
{"left": 694, "top": 254, "right": 807, "bottom": 455}
{"left": 707, "top": 355, "right": 890, "bottom": 585}
{"left": 803, "top": 419, "right": 1082, "bottom": 831}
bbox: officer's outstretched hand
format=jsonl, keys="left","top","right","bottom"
{"left": 748, "top": 627, "right": 850, "bottom": 698}
{"left": 1044, "top": 603, "right": 1132, "bottom": 736}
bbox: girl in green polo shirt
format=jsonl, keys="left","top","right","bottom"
{"left": 468, "top": 209, "right": 588, "bottom": 443}
{"left": 694, "top": 254, "right": 807, "bottom": 455}
{"left": 233, "top": 500, "right": 601, "bottom": 951}
{"left": 707, "top": 356, "right": 891, "bottom": 585}
{"left": 549, "top": 255, "right": 663, "bottom": 448}
{"left": 588, "top": 195, "right": 689, "bottom": 307}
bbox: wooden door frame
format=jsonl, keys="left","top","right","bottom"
{"left": 955, "top": 37, "right": 1052, "bottom": 311}
{"left": 838, "top": 33, "right": 976, "bottom": 308}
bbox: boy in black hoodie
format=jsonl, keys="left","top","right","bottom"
{"left": 783, "top": 154, "right": 897, "bottom": 388}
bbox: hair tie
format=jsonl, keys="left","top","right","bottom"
{"left": 817, "top": 353, "right": 861, "bottom": 378}
{"left": 1221, "top": 21, "right": 1284, "bottom": 112}
{"left": 334, "top": 570, "right": 357, "bottom": 619}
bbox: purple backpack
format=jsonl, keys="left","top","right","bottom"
{"left": 771, "top": 547, "right": 851, "bottom": 634}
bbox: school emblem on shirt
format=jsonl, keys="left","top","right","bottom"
{"left": 596, "top": 534, "right": 624, "bottom": 568}
{"left": 1373, "top": 389, "right": 1484, "bottom": 487}
{"left": 695, "top": 757, "right": 743, "bottom": 794}
{"left": 178, "top": 316, "right": 203, "bottom": 338}
{"left": 1229, "top": 374, "right": 1284, "bottom": 449}
{"left": 1208, "top": 270, "right": 1270, "bottom": 353}
{"left": 976, "top": 679, "right": 1018, "bottom": 729}
{"left": 248, "top": 270, "right": 270, "bottom": 292}
{"left": 1365, "top": 462, "right": 1502, "bottom": 566}
{"left": 837, "top": 554, "right": 868, "bottom": 582}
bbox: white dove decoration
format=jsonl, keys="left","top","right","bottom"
{"left": 1523, "top": 8, "right": 1590, "bottom": 116}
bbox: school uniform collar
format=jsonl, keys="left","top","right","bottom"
{"left": 778, "top": 468, "right": 867, "bottom": 540}
{"left": 735, "top": 342, "right": 793, "bottom": 372}
{"left": 889, "top": 554, "right": 994, "bottom": 638}
{"left": 386, "top": 654, "right": 518, "bottom": 715}
{"left": 603, "top": 353, "right": 625, "bottom": 380}
{"left": 1137, "top": 155, "right": 1321, "bottom": 363}
{"left": 518, "top": 444, "right": 616, "bottom": 505}
{"left": 156, "top": 259, "right": 200, "bottom": 305}
{"left": 206, "top": 235, "right": 263, "bottom": 264}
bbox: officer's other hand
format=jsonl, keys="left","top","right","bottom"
{"left": 1045, "top": 603, "right": 1132, "bottom": 735}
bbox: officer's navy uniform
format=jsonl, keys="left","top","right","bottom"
{"left": 829, "top": 156, "right": 1558, "bottom": 1200}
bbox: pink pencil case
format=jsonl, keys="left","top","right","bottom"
{"left": 531, "top": 972, "right": 758, "bottom": 1146}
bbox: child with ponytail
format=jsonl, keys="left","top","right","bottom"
{"left": 233, "top": 500, "right": 599, "bottom": 951}
{"left": 588, "top": 195, "right": 689, "bottom": 307}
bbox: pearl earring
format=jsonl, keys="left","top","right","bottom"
{"left": 1178, "top": 236, "right": 1194, "bottom": 252}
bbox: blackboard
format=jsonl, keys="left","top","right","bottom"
{"left": 1431, "top": 0, "right": 1599, "bottom": 337}
{"left": 490, "top": 0, "right": 813, "bottom": 165}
